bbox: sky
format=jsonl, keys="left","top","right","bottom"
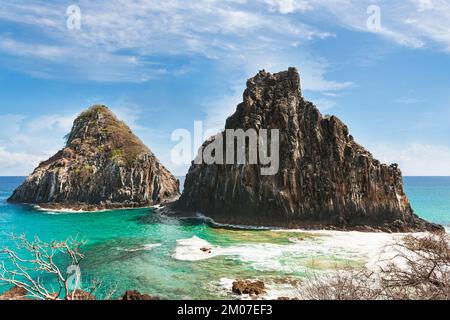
{"left": 0, "top": 0, "right": 450, "bottom": 176}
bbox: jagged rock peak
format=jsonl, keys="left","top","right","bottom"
{"left": 175, "top": 68, "right": 442, "bottom": 232}
{"left": 8, "top": 105, "right": 180, "bottom": 211}
{"left": 246, "top": 67, "right": 300, "bottom": 94}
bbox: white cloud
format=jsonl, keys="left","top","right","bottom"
{"left": 0, "top": 35, "right": 168, "bottom": 82}
{"left": 0, "top": 112, "right": 76, "bottom": 176}
{"left": 314, "top": 98, "right": 337, "bottom": 111}
{"left": 372, "top": 143, "right": 450, "bottom": 176}
{"left": 280, "top": 0, "right": 450, "bottom": 52}
{"left": 203, "top": 87, "right": 243, "bottom": 133}
{"left": 260, "top": 0, "right": 450, "bottom": 51}
{"left": 0, "top": 37, "right": 68, "bottom": 61}
{"left": 0, "top": 147, "right": 46, "bottom": 176}
{"left": 298, "top": 59, "right": 353, "bottom": 92}
{"left": 0, "top": 0, "right": 339, "bottom": 86}
{"left": 414, "top": 0, "right": 435, "bottom": 12}
{"left": 0, "top": 0, "right": 449, "bottom": 84}
{"left": 263, "top": 0, "right": 313, "bottom": 14}
{"left": 26, "top": 114, "right": 75, "bottom": 134}
{"left": 0, "top": 114, "right": 25, "bottom": 139}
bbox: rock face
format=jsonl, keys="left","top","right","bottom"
{"left": 232, "top": 280, "right": 266, "bottom": 296}
{"left": 175, "top": 68, "right": 441, "bottom": 232}
{"left": 8, "top": 105, "right": 180, "bottom": 211}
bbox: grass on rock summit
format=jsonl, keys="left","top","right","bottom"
{"left": 66, "top": 105, "right": 151, "bottom": 166}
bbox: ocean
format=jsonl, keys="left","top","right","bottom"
{"left": 0, "top": 176, "right": 449, "bottom": 299}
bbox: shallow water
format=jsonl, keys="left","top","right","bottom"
{"left": 0, "top": 176, "right": 449, "bottom": 299}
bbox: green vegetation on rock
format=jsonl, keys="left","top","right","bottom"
{"left": 68, "top": 105, "right": 149, "bottom": 166}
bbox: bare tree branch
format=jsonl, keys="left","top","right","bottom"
{"left": 0, "top": 233, "right": 86, "bottom": 300}
{"left": 301, "top": 232, "right": 450, "bottom": 300}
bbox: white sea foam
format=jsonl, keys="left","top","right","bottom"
{"left": 209, "top": 230, "right": 414, "bottom": 300}
{"left": 172, "top": 236, "right": 218, "bottom": 261}
{"left": 172, "top": 230, "right": 428, "bottom": 274}
{"left": 34, "top": 206, "right": 101, "bottom": 214}
{"left": 116, "top": 243, "right": 162, "bottom": 252}
{"left": 33, "top": 205, "right": 151, "bottom": 214}
{"left": 172, "top": 236, "right": 291, "bottom": 270}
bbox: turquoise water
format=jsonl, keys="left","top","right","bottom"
{"left": 403, "top": 177, "right": 450, "bottom": 228}
{"left": 0, "top": 176, "right": 449, "bottom": 299}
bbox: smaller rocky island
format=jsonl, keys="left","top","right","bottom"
{"left": 8, "top": 105, "right": 180, "bottom": 211}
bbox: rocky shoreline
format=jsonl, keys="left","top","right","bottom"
{"left": 31, "top": 195, "right": 180, "bottom": 212}
{"left": 159, "top": 205, "right": 443, "bottom": 233}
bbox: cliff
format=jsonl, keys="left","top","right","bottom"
{"left": 8, "top": 105, "right": 180, "bottom": 211}
{"left": 175, "top": 68, "right": 442, "bottom": 232}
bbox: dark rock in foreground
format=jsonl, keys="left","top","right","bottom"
{"left": 175, "top": 68, "right": 442, "bottom": 232}
{"left": 122, "top": 290, "right": 160, "bottom": 300}
{"left": 8, "top": 105, "right": 180, "bottom": 211}
{"left": 0, "top": 286, "right": 29, "bottom": 300}
{"left": 0, "top": 287, "right": 160, "bottom": 300}
{"left": 69, "top": 289, "right": 96, "bottom": 300}
{"left": 232, "top": 280, "right": 266, "bottom": 296}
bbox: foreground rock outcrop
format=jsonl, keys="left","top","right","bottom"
{"left": 67, "top": 289, "right": 96, "bottom": 301}
{"left": 121, "top": 290, "right": 160, "bottom": 300}
{"left": 0, "top": 286, "right": 29, "bottom": 300}
{"left": 8, "top": 105, "right": 180, "bottom": 211}
{"left": 232, "top": 280, "right": 266, "bottom": 296}
{"left": 175, "top": 68, "right": 442, "bottom": 232}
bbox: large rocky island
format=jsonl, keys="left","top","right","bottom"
{"left": 8, "top": 105, "right": 180, "bottom": 211}
{"left": 175, "top": 68, "right": 442, "bottom": 232}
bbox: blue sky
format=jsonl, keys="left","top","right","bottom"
{"left": 0, "top": 0, "right": 450, "bottom": 176}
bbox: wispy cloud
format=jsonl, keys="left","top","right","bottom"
{"left": 0, "top": 112, "right": 76, "bottom": 175}
{"left": 0, "top": 37, "right": 68, "bottom": 61}
{"left": 313, "top": 98, "right": 337, "bottom": 111}
{"left": 1, "top": 0, "right": 449, "bottom": 84}
{"left": 267, "top": 0, "right": 450, "bottom": 52}
{"left": 372, "top": 143, "right": 450, "bottom": 176}
{"left": 0, "top": 147, "right": 46, "bottom": 176}
{"left": 0, "top": 0, "right": 342, "bottom": 87}
{"left": 263, "top": 0, "right": 313, "bottom": 14}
